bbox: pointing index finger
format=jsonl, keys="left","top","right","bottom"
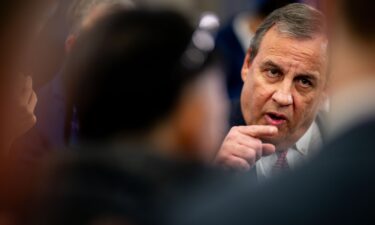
{"left": 237, "top": 125, "right": 278, "bottom": 138}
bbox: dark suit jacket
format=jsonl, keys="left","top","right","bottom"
{"left": 229, "top": 101, "right": 328, "bottom": 182}
{"left": 215, "top": 19, "right": 245, "bottom": 100}
{"left": 32, "top": 143, "right": 233, "bottom": 225}
{"left": 170, "top": 117, "right": 375, "bottom": 225}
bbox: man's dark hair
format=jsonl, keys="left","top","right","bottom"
{"left": 65, "top": 10, "right": 218, "bottom": 141}
{"left": 249, "top": 3, "right": 325, "bottom": 62}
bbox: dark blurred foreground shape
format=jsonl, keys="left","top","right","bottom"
{"left": 0, "top": 1, "right": 49, "bottom": 156}
{"left": 0, "top": 0, "right": 51, "bottom": 224}
{"left": 11, "top": 0, "right": 136, "bottom": 167}
{"left": 29, "top": 0, "right": 73, "bottom": 89}
{"left": 23, "top": 9, "right": 235, "bottom": 225}
{"left": 26, "top": 146, "right": 233, "bottom": 225}
{"left": 165, "top": 0, "right": 375, "bottom": 224}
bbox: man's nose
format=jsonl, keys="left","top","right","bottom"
{"left": 272, "top": 90, "right": 293, "bottom": 107}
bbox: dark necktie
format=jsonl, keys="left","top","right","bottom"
{"left": 272, "top": 150, "right": 289, "bottom": 174}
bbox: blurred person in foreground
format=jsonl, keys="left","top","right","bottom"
{"left": 216, "top": 0, "right": 299, "bottom": 100}
{"left": 12, "top": 0, "right": 135, "bottom": 164}
{"left": 0, "top": 1, "right": 51, "bottom": 224}
{"left": 30, "top": 0, "right": 74, "bottom": 89}
{"left": 0, "top": 0, "right": 46, "bottom": 158}
{"left": 214, "top": 3, "right": 329, "bottom": 181}
{"left": 169, "top": 0, "right": 375, "bottom": 224}
{"left": 25, "top": 9, "right": 230, "bottom": 225}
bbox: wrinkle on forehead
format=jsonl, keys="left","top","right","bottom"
{"left": 256, "top": 27, "right": 327, "bottom": 76}
{"left": 262, "top": 54, "right": 320, "bottom": 77}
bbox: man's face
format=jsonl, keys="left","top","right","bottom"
{"left": 240, "top": 26, "right": 328, "bottom": 150}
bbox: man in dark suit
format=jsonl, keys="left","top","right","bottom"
{"left": 215, "top": 0, "right": 298, "bottom": 100}
{"left": 168, "top": 0, "right": 375, "bottom": 224}
{"left": 214, "top": 3, "right": 329, "bottom": 182}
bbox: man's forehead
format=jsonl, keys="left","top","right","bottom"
{"left": 260, "top": 27, "right": 326, "bottom": 55}
{"left": 256, "top": 27, "right": 328, "bottom": 73}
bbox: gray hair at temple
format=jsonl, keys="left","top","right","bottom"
{"left": 249, "top": 3, "right": 325, "bottom": 62}
{"left": 67, "top": 0, "right": 135, "bottom": 34}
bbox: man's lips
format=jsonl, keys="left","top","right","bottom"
{"left": 264, "top": 112, "right": 288, "bottom": 126}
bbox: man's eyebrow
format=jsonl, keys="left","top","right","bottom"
{"left": 296, "top": 73, "right": 318, "bottom": 82}
{"left": 260, "top": 60, "right": 284, "bottom": 72}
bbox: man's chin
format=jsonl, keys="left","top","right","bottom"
{"left": 260, "top": 136, "right": 279, "bottom": 145}
{"left": 261, "top": 135, "right": 287, "bottom": 149}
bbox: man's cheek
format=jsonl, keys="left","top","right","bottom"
{"left": 294, "top": 98, "right": 314, "bottom": 127}
{"left": 252, "top": 93, "right": 267, "bottom": 118}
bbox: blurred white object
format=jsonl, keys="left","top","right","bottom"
{"left": 199, "top": 12, "right": 220, "bottom": 30}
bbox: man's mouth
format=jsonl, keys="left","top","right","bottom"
{"left": 265, "top": 112, "right": 287, "bottom": 126}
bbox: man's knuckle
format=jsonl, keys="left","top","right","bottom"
{"left": 253, "top": 139, "right": 262, "bottom": 149}
{"left": 248, "top": 150, "right": 256, "bottom": 159}
{"left": 229, "top": 126, "right": 238, "bottom": 133}
{"left": 226, "top": 134, "right": 234, "bottom": 142}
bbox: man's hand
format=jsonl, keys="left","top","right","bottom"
{"left": 15, "top": 75, "right": 38, "bottom": 137}
{"left": 214, "top": 125, "right": 278, "bottom": 171}
{"left": 2, "top": 76, "right": 37, "bottom": 154}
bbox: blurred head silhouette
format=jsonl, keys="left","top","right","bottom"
{"left": 67, "top": 10, "right": 228, "bottom": 161}
{"left": 322, "top": 0, "right": 375, "bottom": 132}
{"left": 323, "top": 0, "right": 375, "bottom": 88}
{"left": 0, "top": 1, "right": 50, "bottom": 223}
{"left": 31, "top": 0, "right": 135, "bottom": 87}
{"left": 25, "top": 10, "right": 228, "bottom": 225}
{"left": 65, "top": 0, "right": 135, "bottom": 53}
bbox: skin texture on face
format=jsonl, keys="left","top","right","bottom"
{"left": 240, "top": 26, "right": 328, "bottom": 150}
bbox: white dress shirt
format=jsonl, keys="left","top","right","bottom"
{"left": 256, "top": 120, "right": 322, "bottom": 181}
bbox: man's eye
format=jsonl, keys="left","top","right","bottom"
{"left": 267, "top": 69, "right": 281, "bottom": 78}
{"left": 298, "top": 77, "right": 313, "bottom": 88}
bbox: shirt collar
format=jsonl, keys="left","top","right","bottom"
{"left": 294, "top": 121, "right": 317, "bottom": 156}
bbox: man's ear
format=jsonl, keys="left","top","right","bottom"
{"left": 241, "top": 49, "right": 252, "bottom": 82}
{"left": 65, "top": 34, "right": 77, "bottom": 54}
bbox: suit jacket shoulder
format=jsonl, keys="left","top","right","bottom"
{"left": 176, "top": 118, "right": 375, "bottom": 225}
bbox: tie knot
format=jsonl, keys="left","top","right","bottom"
{"left": 277, "top": 150, "right": 288, "bottom": 159}
{"left": 272, "top": 150, "right": 289, "bottom": 174}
